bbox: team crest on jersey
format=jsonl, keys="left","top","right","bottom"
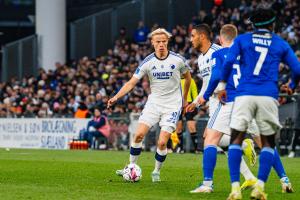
{"left": 161, "top": 65, "right": 164, "bottom": 69}
{"left": 170, "top": 64, "right": 175, "bottom": 69}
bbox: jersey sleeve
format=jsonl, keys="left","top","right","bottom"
{"left": 221, "top": 37, "right": 241, "bottom": 82}
{"left": 203, "top": 51, "right": 222, "bottom": 101}
{"left": 133, "top": 60, "right": 149, "bottom": 80}
{"left": 179, "top": 57, "right": 190, "bottom": 74}
{"left": 282, "top": 41, "right": 300, "bottom": 77}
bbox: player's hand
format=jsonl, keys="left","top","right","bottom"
{"left": 186, "top": 102, "right": 196, "bottom": 113}
{"left": 107, "top": 96, "right": 118, "bottom": 108}
{"left": 197, "top": 96, "right": 206, "bottom": 106}
{"left": 281, "top": 84, "right": 293, "bottom": 95}
{"left": 218, "top": 90, "right": 227, "bottom": 105}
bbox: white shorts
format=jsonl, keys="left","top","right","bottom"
{"left": 208, "top": 102, "right": 260, "bottom": 137}
{"left": 138, "top": 102, "right": 181, "bottom": 133}
{"left": 208, "top": 96, "right": 220, "bottom": 118}
{"left": 230, "top": 96, "right": 282, "bottom": 136}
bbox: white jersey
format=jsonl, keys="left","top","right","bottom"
{"left": 133, "top": 51, "right": 189, "bottom": 108}
{"left": 193, "top": 43, "right": 222, "bottom": 104}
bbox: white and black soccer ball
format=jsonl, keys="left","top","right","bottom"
{"left": 122, "top": 163, "right": 142, "bottom": 182}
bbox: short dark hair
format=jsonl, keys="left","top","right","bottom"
{"left": 193, "top": 24, "right": 212, "bottom": 40}
{"left": 249, "top": 8, "right": 276, "bottom": 29}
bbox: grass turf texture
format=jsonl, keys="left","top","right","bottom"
{"left": 0, "top": 149, "right": 298, "bottom": 200}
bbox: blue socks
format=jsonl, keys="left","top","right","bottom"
{"left": 228, "top": 144, "right": 242, "bottom": 183}
{"left": 130, "top": 146, "right": 142, "bottom": 156}
{"left": 154, "top": 148, "right": 168, "bottom": 172}
{"left": 273, "top": 148, "right": 286, "bottom": 178}
{"left": 130, "top": 143, "right": 142, "bottom": 164}
{"left": 203, "top": 145, "right": 217, "bottom": 181}
{"left": 258, "top": 147, "right": 275, "bottom": 182}
{"left": 155, "top": 150, "right": 167, "bottom": 162}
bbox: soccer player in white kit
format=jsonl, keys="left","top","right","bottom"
{"left": 186, "top": 24, "right": 222, "bottom": 117}
{"left": 108, "top": 28, "right": 191, "bottom": 182}
{"left": 185, "top": 24, "right": 226, "bottom": 193}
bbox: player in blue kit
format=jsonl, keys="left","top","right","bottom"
{"left": 218, "top": 9, "right": 300, "bottom": 200}
{"left": 192, "top": 24, "right": 259, "bottom": 193}
{"left": 203, "top": 24, "right": 294, "bottom": 194}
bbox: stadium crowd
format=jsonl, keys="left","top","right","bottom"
{"left": 0, "top": 0, "right": 299, "bottom": 119}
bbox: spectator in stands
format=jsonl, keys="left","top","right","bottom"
{"left": 133, "top": 21, "right": 150, "bottom": 44}
{"left": 74, "top": 102, "right": 90, "bottom": 118}
{"left": 0, "top": 0, "right": 300, "bottom": 120}
{"left": 117, "top": 27, "right": 130, "bottom": 44}
{"left": 23, "top": 104, "right": 35, "bottom": 118}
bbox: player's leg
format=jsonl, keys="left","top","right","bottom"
{"left": 219, "top": 133, "right": 257, "bottom": 191}
{"left": 152, "top": 129, "right": 172, "bottom": 182}
{"left": 226, "top": 129, "right": 245, "bottom": 200}
{"left": 129, "top": 105, "right": 160, "bottom": 165}
{"left": 190, "top": 103, "right": 223, "bottom": 193}
{"left": 129, "top": 123, "right": 150, "bottom": 164}
{"left": 239, "top": 120, "right": 259, "bottom": 190}
{"left": 250, "top": 96, "right": 282, "bottom": 199}
{"left": 273, "top": 148, "right": 294, "bottom": 193}
{"left": 242, "top": 139, "right": 257, "bottom": 167}
{"left": 249, "top": 134, "right": 275, "bottom": 200}
{"left": 176, "top": 114, "right": 184, "bottom": 153}
{"left": 253, "top": 133, "right": 294, "bottom": 193}
{"left": 190, "top": 128, "right": 222, "bottom": 193}
{"left": 152, "top": 109, "right": 179, "bottom": 182}
{"left": 202, "top": 102, "right": 223, "bottom": 189}
{"left": 166, "top": 138, "right": 173, "bottom": 153}
{"left": 187, "top": 109, "right": 198, "bottom": 152}
{"left": 203, "top": 129, "right": 222, "bottom": 185}
{"left": 239, "top": 156, "right": 257, "bottom": 188}
{"left": 227, "top": 96, "right": 256, "bottom": 200}
{"left": 116, "top": 123, "right": 150, "bottom": 176}
{"left": 116, "top": 103, "right": 159, "bottom": 176}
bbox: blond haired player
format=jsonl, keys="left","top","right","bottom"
{"left": 108, "top": 28, "right": 191, "bottom": 182}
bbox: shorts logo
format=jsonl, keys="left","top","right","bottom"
{"left": 167, "top": 112, "right": 178, "bottom": 124}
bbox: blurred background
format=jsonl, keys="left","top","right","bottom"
{"left": 0, "top": 0, "right": 299, "bottom": 156}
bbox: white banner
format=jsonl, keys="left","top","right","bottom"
{"left": 0, "top": 118, "right": 89, "bottom": 149}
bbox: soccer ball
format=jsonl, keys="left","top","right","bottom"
{"left": 122, "top": 163, "right": 142, "bottom": 182}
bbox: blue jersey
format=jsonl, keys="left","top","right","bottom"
{"left": 203, "top": 47, "right": 240, "bottom": 102}
{"left": 221, "top": 29, "right": 300, "bottom": 99}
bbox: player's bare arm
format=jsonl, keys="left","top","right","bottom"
{"left": 107, "top": 76, "right": 139, "bottom": 108}
{"left": 182, "top": 71, "right": 191, "bottom": 111}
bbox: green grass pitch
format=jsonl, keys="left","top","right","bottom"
{"left": 0, "top": 149, "right": 298, "bottom": 200}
